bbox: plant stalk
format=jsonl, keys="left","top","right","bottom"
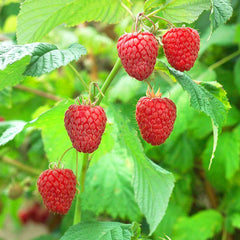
{"left": 95, "top": 58, "right": 122, "bottom": 105}
{"left": 73, "top": 153, "right": 89, "bottom": 225}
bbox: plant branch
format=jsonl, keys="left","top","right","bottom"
{"left": 0, "top": 156, "right": 41, "bottom": 176}
{"left": 14, "top": 85, "right": 62, "bottom": 101}
{"left": 95, "top": 58, "right": 122, "bottom": 105}
{"left": 209, "top": 49, "right": 240, "bottom": 70}
{"left": 73, "top": 153, "right": 89, "bottom": 225}
{"left": 68, "top": 63, "right": 89, "bottom": 91}
{"left": 121, "top": 2, "right": 135, "bottom": 21}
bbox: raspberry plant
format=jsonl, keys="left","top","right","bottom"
{"left": 0, "top": 0, "right": 239, "bottom": 240}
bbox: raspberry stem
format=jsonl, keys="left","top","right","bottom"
{"left": 95, "top": 58, "right": 122, "bottom": 105}
{"left": 73, "top": 153, "right": 89, "bottom": 225}
{"left": 152, "top": 15, "right": 175, "bottom": 28}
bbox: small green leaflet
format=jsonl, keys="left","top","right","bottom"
{"left": 17, "top": 0, "right": 128, "bottom": 44}
{"left": 0, "top": 43, "right": 86, "bottom": 90}
{"left": 144, "top": 0, "right": 211, "bottom": 24}
{"left": 168, "top": 67, "right": 230, "bottom": 168}
{"left": 60, "top": 221, "right": 133, "bottom": 240}
{"left": 210, "top": 0, "right": 233, "bottom": 35}
{"left": 0, "top": 120, "right": 27, "bottom": 146}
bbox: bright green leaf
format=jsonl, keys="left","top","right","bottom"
{"left": 60, "top": 221, "right": 133, "bottom": 240}
{"left": 112, "top": 107, "right": 175, "bottom": 235}
{"left": 29, "top": 99, "right": 76, "bottom": 168}
{"left": 17, "top": 0, "right": 128, "bottom": 44}
{"left": 24, "top": 43, "right": 86, "bottom": 76}
{"left": 0, "top": 55, "right": 30, "bottom": 91}
{"left": 145, "top": 0, "right": 211, "bottom": 24}
{"left": 168, "top": 67, "right": 228, "bottom": 128}
{"left": 210, "top": 0, "right": 233, "bottom": 34}
{"left": 0, "top": 120, "right": 27, "bottom": 146}
{"left": 173, "top": 210, "right": 223, "bottom": 240}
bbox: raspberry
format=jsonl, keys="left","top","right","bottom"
{"left": 117, "top": 32, "right": 159, "bottom": 81}
{"left": 136, "top": 93, "right": 176, "bottom": 145}
{"left": 162, "top": 27, "right": 200, "bottom": 71}
{"left": 64, "top": 104, "right": 107, "bottom": 153}
{"left": 0, "top": 117, "right": 4, "bottom": 121}
{"left": 37, "top": 168, "right": 76, "bottom": 215}
{"left": 8, "top": 183, "right": 23, "bottom": 200}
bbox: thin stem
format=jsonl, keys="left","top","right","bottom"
{"left": 0, "top": 156, "right": 41, "bottom": 176}
{"left": 140, "top": 13, "right": 156, "bottom": 32}
{"left": 95, "top": 58, "right": 122, "bottom": 105}
{"left": 152, "top": 15, "right": 176, "bottom": 28}
{"left": 58, "top": 147, "right": 73, "bottom": 165}
{"left": 209, "top": 49, "right": 240, "bottom": 70}
{"left": 146, "top": 7, "right": 163, "bottom": 18}
{"left": 14, "top": 85, "right": 62, "bottom": 101}
{"left": 68, "top": 63, "right": 89, "bottom": 91}
{"left": 121, "top": 2, "right": 135, "bottom": 21}
{"left": 73, "top": 153, "right": 89, "bottom": 225}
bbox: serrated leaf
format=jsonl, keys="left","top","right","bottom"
{"left": 112, "top": 107, "right": 174, "bottom": 235}
{"left": 60, "top": 222, "right": 133, "bottom": 240}
{"left": 168, "top": 67, "right": 228, "bottom": 128}
{"left": 173, "top": 210, "right": 223, "bottom": 240}
{"left": 24, "top": 43, "right": 86, "bottom": 76}
{"left": 0, "top": 43, "right": 86, "bottom": 84}
{"left": 17, "top": 0, "right": 128, "bottom": 44}
{"left": 145, "top": 0, "right": 211, "bottom": 24}
{"left": 0, "top": 55, "right": 30, "bottom": 91}
{"left": 82, "top": 153, "right": 141, "bottom": 221}
{"left": 0, "top": 120, "right": 27, "bottom": 146}
{"left": 210, "top": 0, "right": 233, "bottom": 34}
{"left": 28, "top": 99, "right": 76, "bottom": 168}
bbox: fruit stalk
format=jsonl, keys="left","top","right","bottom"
{"left": 95, "top": 58, "right": 122, "bottom": 105}
{"left": 73, "top": 153, "right": 89, "bottom": 225}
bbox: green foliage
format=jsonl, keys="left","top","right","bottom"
{"left": 17, "top": 0, "right": 129, "bottom": 44}
{"left": 173, "top": 210, "right": 223, "bottom": 240}
{"left": 60, "top": 221, "right": 133, "bottom": 240}
{"left": 144, "top": 0, "right": 211, "bottom": 24}
{"left": 210, "top": 0, "right": 233, "bottom": 34}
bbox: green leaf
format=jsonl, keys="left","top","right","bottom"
{"left": 0, "top": 43, "right": 86, "bottom": 85}
{"left": 0, "top": 87, "right": 12, "bottom": 108}
{"left": 112, "top": 107, "right": 174, "bottom": 235}
{"left": 29, "top": 99, "right": 76, "bottom": 168}
{"left": 31, "top": 235, "right": 58, "bottom": 240}
{"left": 0, "top": 55, "right": 30, "bottom": 91}
{"left": 17, "top": 0, "right": 128, "bottom": 44}
{"left": 210, "top": 0, "right": 233, "bottom": 34}
{"left": 173, "top": 210, "right": 223, "bottom": 240}
{"left": 24, "top": 43, "right": 87, "bottom": 76}
{"left": 145, "top": 0, "right": 211, "bottom": 24}
{"left": 82, "top": 152, "right": 141, "bottom": 221}
{"left": 234, "top": 58, "right": 240, "bottom": 94}
{"left": 168, "top": 67, "right": 228, "bottom": 128}
{"left": 60, "top": 221, "right": 133, "bottom": 240}
{"left": 0, "top": 120, "right": 27, "bottom": 146}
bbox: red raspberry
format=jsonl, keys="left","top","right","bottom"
{"left": 0, "top": 117, "right": 4, "bottom": 121}
{"left": 136, "top": 93, "right": 176, "bottom": 145}
{"left": 64, "top": 104, "right": 107, "bottom": 153}
{"left": 162, "top": 27, "right": 200, "bottom": 71}
{"left": 117, "top": 32, "right": 159, "bottom": 81}
{"left": 37, "top": 168, "right": 76, "bottom": 215}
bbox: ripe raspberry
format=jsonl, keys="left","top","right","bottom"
{"left": 0, "top": 117, "right": 4, "bottom": 121}
{"left": 136, "top": 93, "right": 176, "bottom": 145}
{"left": 64, "top": 104, "right": 107, "bottom": 153}
{"left": 162, "top": 27, "right": 200, "bottom": 71}
{"left": 117, "top": 32, "right": 159, "bottom": 81}
{"left": 37, "top": 168, "right": 76, "bottom": 215}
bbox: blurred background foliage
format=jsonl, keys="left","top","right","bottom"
{"left": 0, "top": 0, "right": 239, "bottom": 239}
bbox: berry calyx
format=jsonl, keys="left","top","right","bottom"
{"left": 136, "top": 92, "right": 176, "bottom": 145}
{"left": 64, "top": 103, "right": 107, "bottom": 153}
{"left": 117, "top": 32, "right": 159, "bottom": 81}
{"left": 162, "top": 27, "right": 200, "bottom": 71}
{"left": 37, "top": 168, "right": 76, "bottom": 215}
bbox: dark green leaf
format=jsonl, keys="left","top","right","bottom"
{"left": 210, "top": 0, "right": 233, "bottom": 34}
